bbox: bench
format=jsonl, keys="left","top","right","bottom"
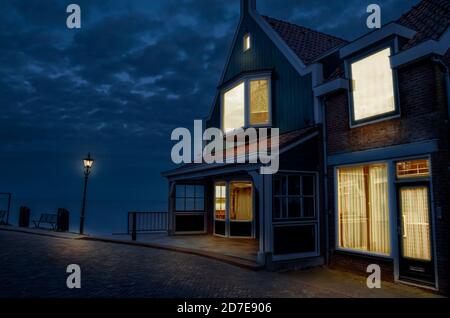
{"left": 0, "top": 210, "right": 6, "bottom": 225}
{"left": 33, "top": 213, "right": 57, "bottom": 230}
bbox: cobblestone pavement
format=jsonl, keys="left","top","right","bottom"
{"left": 0, "top": 230, "right": 438, "bottom": 298}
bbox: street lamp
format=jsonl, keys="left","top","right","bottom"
{"left": 80, "top": 152, "right": 94, "bottom": 235}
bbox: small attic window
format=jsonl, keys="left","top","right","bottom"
{"left": 243, "top": 33, "right": 251, "bottom": 52}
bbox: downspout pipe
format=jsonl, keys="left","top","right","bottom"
{"left": 321, "top": 96, "right": 330, "bottom": 265}
{"left": 432, "top": 57, "right": 450, "bottom": 121}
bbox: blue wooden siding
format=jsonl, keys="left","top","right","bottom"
{"left": 206, "top": 13, "right": 314, "bottom": 134}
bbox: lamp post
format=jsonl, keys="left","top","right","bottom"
{"left": 80, "top": 152, "right": 94, "bottom": 235}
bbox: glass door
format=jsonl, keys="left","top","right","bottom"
{"left": 398, "top": 184, "right": 435, "bottom": 285}
{"left": 214, "top": 182, "right": 254, "bottom": 238}
{"left": 229, "top": 182, "right": 253, "bottom": 237}
{"left": 214, "top": 183, "right": 226, "bottom": 236}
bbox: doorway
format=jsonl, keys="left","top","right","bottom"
{"left": 214, "top": 181, "right": 254, "bottom": 238}
{"left": 397, "top": 184, "right": 435, "bottom": 286}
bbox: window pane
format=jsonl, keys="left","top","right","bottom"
{"left": 281, "top": 176, "right": 287, "bottom": 196}
{"left": 195, "top": 185, "right": 205, "bottom": 198}
{"left": 223, "top": 82, "right": 245, "bottom": 132}
{"left": 250, "top": 79, "right": 269, "bottom": 125}
{"left": 281, "top": 197, "right": 287, "bottom": 219}
{"left": 230, "top": 182, "right": 253, "bottom": 221}
{"left": 215, "top": 184, "right": 226, "bottom": 220}
{"left": 195, "top": 198, "right": 204, "bottom": 211}
{"left": 273, "top": 176, "right": 282, "bottom": 195}
{"left": 401, "top": 186, "right": 431, "bottom": 261}
{"left": 185, "top": 185, "right": 195, "bottom": 198}
{"left": 302, "top": 176, "right": 314, "bottom": 196}
{"left": 396, "top": 159, "right": 430, "bottom": 179}
{"left": 288, "top": 176, "right": 301, "bottom": 195}
{"left": 351, "top": 47, "right": 395, "bottom": 121}
{"left": 303, "top": 197, "right": 315, "bottom": 218}
{"left": 288, "top": 197, "right": 301, "bottom": 218}
{"left": 273, "top": 197, "right": 282, "bottom": 219}
{"left": 243, "top": 33, "right": 251, "bottom": 51}
{"left": 186, "top": 198, "right": 195, "bottom": 211}
{"left": 175, "top": 185, "right": 185, "bottom": 198}
{"left": 175, "top": 198, "right": 185, "bottom": 211}
{"left": 337, "top": 164, "right": 390, "bottom": 254}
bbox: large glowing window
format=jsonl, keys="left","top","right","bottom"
{"left": 337, "top": 163, "right": 390, "bottom": 255}
{"left": 250, "top": 79, "right": 269, "bottom": 125}
{"left": 350, "top": 47, "right": 397, "bottom": 123}
{"left": 230, "top": 182, "right": 253, "bottom": 222}
{"left": 222, "top": 76, "right": 271, "bottom": 133}
{"left": 223, "top": 82, "right": 245, "bottom": 133}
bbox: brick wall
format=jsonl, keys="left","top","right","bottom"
{"left": 326, "top": 59, "right": 443, "bottom": 155}
{"left": 325, "top": 53, "right": 450, "bottom": 294}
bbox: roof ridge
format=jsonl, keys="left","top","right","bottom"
{"left": 261, "top": 15, "right": 348, "bottom": 43}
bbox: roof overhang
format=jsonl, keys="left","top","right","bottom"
{"left": 314, "top": 78, "right": 349, "bottom": 97}
{"left": 340, "top": 22, "right": 417, "bottom": 59}
{"left": 390, "top": 26, "right": 450, "bottom": 68}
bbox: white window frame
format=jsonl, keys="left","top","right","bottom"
{"left": 220, "top": 73, "right": 272, "bottom": 134}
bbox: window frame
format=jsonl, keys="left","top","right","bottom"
{"left": 272, "top": 173, "right": 317, "bottom": 221}
{"left": 346, "top": 41, "right": 401, "bottom": 128}
{"left": 334, "top": 161, "right": 394, "bottom": 259}
{"left": 175, "top": 184, "right": 205, "bottom": 212}
{"left": 220, "top": 73, "right": 272, "bottom": 134}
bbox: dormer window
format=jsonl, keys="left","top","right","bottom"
{"left": 349, "top": 46, "right": 399, "bottom": 125}
{"left": 243, "top": 33, "right": 251, "bottom": 52}
{"left": 222, "top": 75, "right": 271, "bottom": 133}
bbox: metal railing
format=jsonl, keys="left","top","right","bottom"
{"left": 128, "top": 211, "right": 168, "bottom": 240}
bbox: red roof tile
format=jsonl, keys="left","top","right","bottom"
{"left": 397, "top": 0, "right": 450, "bottom": 49}
{"left": 262, "top": 15, "right": 347, "bottom": 65}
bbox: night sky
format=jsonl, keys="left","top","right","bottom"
{"left": 0, "top": 0, "right": 420, "bottom": 234}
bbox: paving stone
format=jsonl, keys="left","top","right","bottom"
{"left": 0, "top": 230, "right": 439, "bottom": 298}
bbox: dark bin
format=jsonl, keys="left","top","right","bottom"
{"left": 57, "top": 208, "right": 70, "bottom": 232}
{"left": 19, "top": 206, "right": 31, "bottom": 228}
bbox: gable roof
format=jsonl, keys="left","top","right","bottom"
{"left": 397, "top": 0, "right": 450, "bottom": 49}
{"left": 262, "top": 15, "right": 347, "bottom": 66}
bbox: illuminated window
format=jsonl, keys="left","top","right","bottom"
{"left": 337, "top": 163, "right": 390, "bottom": 255}
{"left": 250, "top": 79, "right": 269, "bottom": 125}
{"left": 222, "top": 77, "right": 271, "bottom": 133}
{"left": 215, "top": 184, "right": 226, "bottom": 220}
{"left": 350, "top": 47, "right": 397, "bottom": 123}
{"left": 396, "top": 159, "right": 430, "bottom": 179}
{"left": 223, "top": 82, "right": 245, "bottom": 133}
{"left": 230, "top": 182, "right": 253, "bottom": 221}
{"left": 175, "top": 185, "right": 204, "bottom": 212}
{"left": 243, "top": 33, "right": 251, "bottom": 51}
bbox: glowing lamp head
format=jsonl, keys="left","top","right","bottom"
{"left": 83, "top": 152, "right": 94, "bottom": 170}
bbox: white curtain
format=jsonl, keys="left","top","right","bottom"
{"left": 369, "top": 165, "right": 390, "bottom": 254}
{"left": 231, "top": 185, "right": 252, "bottom": 221}
{"left": 401, "top": 187, "right": 431, "bottom": 261}
{"left": 338, "top": 164, "right": 390, "bottom": 254}
{"left": 338, "top": 166, "right": 368, "bottom": 251}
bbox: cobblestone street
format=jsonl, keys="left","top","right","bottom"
{"left": 0, "top": 230, "right": 438, "bottom": 298}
